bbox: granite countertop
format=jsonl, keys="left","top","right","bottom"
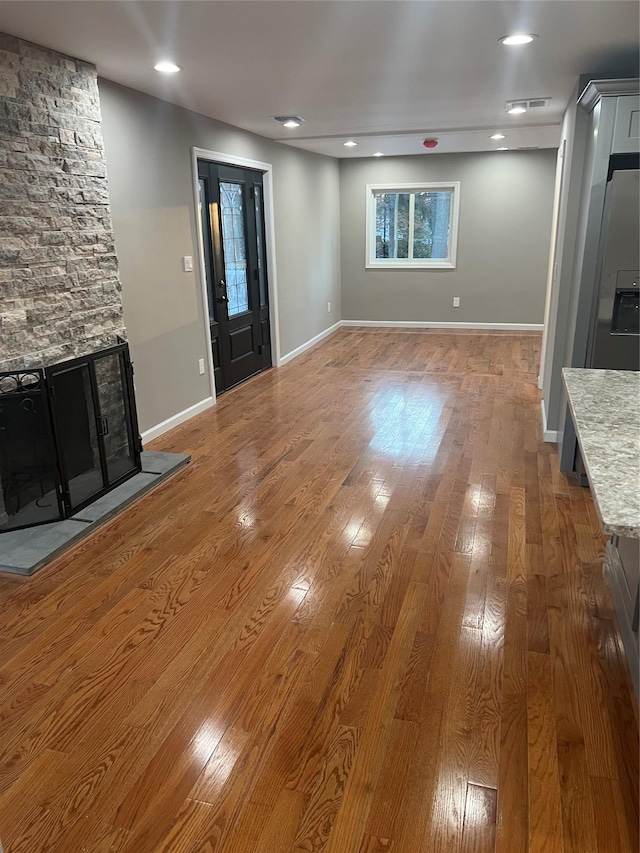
{"left": 562, "top": 368, "right": 640, "bottom": 538}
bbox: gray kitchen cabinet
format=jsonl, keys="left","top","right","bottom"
{"left": 559, "top": 78, "right": 640, "bottom": 472}
{"left": 612, "top": 94, "right": 640, "bottom": 154}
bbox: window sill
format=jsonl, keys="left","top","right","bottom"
{"left": 365, "top": 261, "right": 456, "bottom": 271}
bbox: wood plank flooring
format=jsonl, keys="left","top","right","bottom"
{"left": 0, "top": 328, "right": 637, "bottom": 852}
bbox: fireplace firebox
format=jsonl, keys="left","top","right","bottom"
{"left": 0, "top": 343, "right": 142, "bottom": 533}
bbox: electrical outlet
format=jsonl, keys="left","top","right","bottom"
{"left": 327, "top": 302, "right": 331, "bottom": 313}
{"left": 198, "top": 358, "right": 205, "bottom": 375}
{"left": 453, "top": 297, "right": 460, "bottom": 307}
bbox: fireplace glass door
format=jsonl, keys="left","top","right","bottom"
{"left": 94, "top": 349, "right": 138, "bottom": 486}
{"left": 0, "top": 371, "right": 64, "bottom": 532}
{"left": 46, "top": 344, "right": 141, "bottom": 515}
{"left": 48, "top": 361, "right": 104, "bottom": 510}
{"left": 0, "top": 343, "right": 141, "bottom": 533}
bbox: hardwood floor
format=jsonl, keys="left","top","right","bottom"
{"left": 0, "top": 328, "right": 637, "bottom": 853}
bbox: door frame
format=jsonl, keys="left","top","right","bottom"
{"left": 191, "top": 147, "right": 281, "bottom": 403}
{"left": 538, "top": 138, "right": 566, "bottom": 391}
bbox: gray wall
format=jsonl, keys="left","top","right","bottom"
{"left": 98, "top": 80, "right": 340, "bottom": 433}
{"left": 340, "top": 150, "right": 556, "bottom": 324}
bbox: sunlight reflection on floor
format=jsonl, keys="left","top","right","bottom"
{"left": 368, "top": 385, "right": 446, "bottom": 458}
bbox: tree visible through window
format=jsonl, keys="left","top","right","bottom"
{"left": 367, "top": 182, "right": 460, "bottom": 269}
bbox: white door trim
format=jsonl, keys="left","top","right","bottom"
{"left": 190, "top": 147, "right": 281, "bottom": 404}
{"left": 538, "top": 139, "right": 566, "bottom": 390}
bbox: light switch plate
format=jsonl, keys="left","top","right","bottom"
{"left": 183, "top": 256, "right": 193, "bottom": 272}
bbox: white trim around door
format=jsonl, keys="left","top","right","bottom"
{"left": 191, "top": 147, "right": 282, "bottom": 404}
{"left": 538, "top": 139, "right": 567, "bottom": 390}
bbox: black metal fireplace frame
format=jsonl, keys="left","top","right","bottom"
{"left": 0, "top": 342, "right": 143, "bottom": 533}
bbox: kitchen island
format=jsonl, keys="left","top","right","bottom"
{"left": 563, "top": 367, "right": 640, "bottom": 700}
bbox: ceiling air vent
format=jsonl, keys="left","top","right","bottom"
{"left": 505, "top": 97, "right": 552, "bottom": 112}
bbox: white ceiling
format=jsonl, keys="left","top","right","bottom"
{"left": 0, "top": 1, "right": 638, "bottom": 158}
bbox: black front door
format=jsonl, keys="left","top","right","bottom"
{"left": 197, "top": 161, "right": 272, "bottom": 394}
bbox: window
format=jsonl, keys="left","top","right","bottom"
{"left": 366, "top": 182, "right": 460, "bottom": 269}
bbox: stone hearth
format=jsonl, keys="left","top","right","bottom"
{"left": 0, "top": 451, "right": 190, "bottom": 576}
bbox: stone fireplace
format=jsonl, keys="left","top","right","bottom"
{"left": 0, "top": 34, "right": 141, "bottom": 535}
{"left": 0, "top": 32, "right": 126, "bottom": 371}
{"left": 0, "top": 33, "right": 190, "bottom": 572}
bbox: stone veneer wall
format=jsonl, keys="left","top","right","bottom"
{"left": 0, "top": 32, "right": 125, "bottom": 371}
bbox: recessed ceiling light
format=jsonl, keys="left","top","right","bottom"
{"left": 372, "top": 152, "right": 385, "bottom": 157}
{"left": 508, "top": 105, "right": 528, "bottom": 115}
{"left": 273, "top": 116, "right": 304, "bottom": 128}
{"left": 497, "top": 147, "right": 509, "bottom": 151}
{"left": 154, "top": 61, "right": 181, "bottom": 73}
{"left": 500, "top": 33, "right": 537, "bottom": 46}
{"left": 344, "top": 140, "right": 358, "bottom": 148}
{"left": 490, "top": 133, "right": 506, "bottom": 140}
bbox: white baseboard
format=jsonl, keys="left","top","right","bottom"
{"left": 279, "top": 322, "right": 341, "bottom": 365}
{"left": 540, "top": 398, "right": 559, "bottom": 443}
{"left": 341, "top": 320, "right": 544, "bottom": 331}
{"left": 141, "top": 396, "right": 215, "bottom": 444}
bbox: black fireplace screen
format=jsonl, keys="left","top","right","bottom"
{"left": 0, "top": 343, "right": 142, "bottom": 533}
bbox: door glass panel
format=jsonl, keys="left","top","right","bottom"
{"left": 220, "top": 181, "right": 249, "bottom": 316}
{"left": 254, "top": 185, "right": 267, "bottom": 308}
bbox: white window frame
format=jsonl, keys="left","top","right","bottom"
{"left": 365, "top": 181, "right": 460, "bottom": 270}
